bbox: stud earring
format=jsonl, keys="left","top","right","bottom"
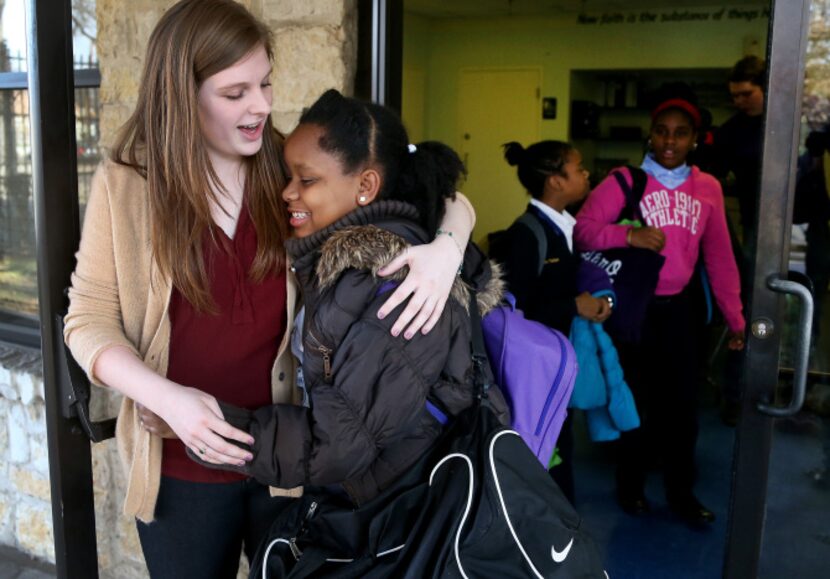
{"left": 358, "top": 195, "right": 367, "bottom": 204}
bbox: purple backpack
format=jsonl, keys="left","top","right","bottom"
{"left": 482, "top": 295, "right": 578, "bottom": 467}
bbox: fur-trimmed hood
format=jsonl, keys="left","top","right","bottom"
{"left": 316, "top": 224, "right": 506, "bottom": 316}
{"left": 285, "top": 200, "right": 505, "bottom": 316}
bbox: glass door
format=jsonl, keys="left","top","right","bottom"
{"left": 727, "top": 1, "right": 829, "bottom": 577}
{"left": 398, "top": 0, "right": 818, "bottom": 576}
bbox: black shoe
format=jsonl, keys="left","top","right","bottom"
{"left": 669, "top": 495, "right": 716, "bottom": 526}
{"left": 617, "top": 490, "right": 651, "bottom": 516}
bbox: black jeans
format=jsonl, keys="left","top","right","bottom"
{"left": 615, "top": 292, "right": 700, "bottom": 503}
{"left": 137, "top": 476, "right": 293, "bottom": 579}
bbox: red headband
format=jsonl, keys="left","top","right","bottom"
{"left": 651, "top": 98, "right": 701, "bottom": 129}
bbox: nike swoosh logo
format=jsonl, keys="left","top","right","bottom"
{"left": 551, "top": 537, "right": 574, "bottom": 563}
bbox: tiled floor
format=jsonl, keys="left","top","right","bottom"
{"left": 570, "top": 290, "right": 830, "bottom": 579}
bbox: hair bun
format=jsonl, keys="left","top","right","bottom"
{"left": 502, "top": 142, "right": 525, "bottom": 166}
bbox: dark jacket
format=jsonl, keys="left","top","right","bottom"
{"left": 502, "top": 204, "right": 579, "bottom": 333}
{"left": 712, "top": 112, "right": 763, "bottom": 229}
{"left": 211, "top": 201, "right": 507, "bottom": 506}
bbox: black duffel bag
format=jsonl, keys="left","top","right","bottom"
{"left": 249, "top": 292, "right": 607, "bottom": 579}
{"left": 250, "top": 401, "right": 606, "bottom": 579}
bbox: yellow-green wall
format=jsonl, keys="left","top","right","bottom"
{"left": 402, "top": 9, "right": 769, "bottom": 241}
{"left": 405, "top": 11, "right": 769, "bottom": 151}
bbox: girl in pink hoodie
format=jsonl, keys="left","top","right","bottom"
{"left": 574, "top": 87, "right": 746, "bottom": 527}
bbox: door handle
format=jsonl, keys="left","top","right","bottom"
{"left": 55, "top": 313, "right": 117, "bottom": 442}
{"left": 756, "top": 275, "right": 814, "bottom": 417}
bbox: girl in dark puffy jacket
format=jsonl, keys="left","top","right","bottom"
{"left": 192, "top": 89, "right": 507, "bottom": 507}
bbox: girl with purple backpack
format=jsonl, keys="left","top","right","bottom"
{"left": 574, "top": 85, "right": 746, "bottom": 526}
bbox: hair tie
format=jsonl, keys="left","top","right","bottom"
{"left": 408, "top": 144, "right": 417, "bottom": 154}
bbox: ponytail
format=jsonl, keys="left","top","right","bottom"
{"left": 503, "top": 140, "right": 572, "bottom": 199}
{"left": 397, "top": 142, "right": 465, "bottom": 236}
{"left": 503, "top": 141, "right": 526, "bottom": 167}
{"left": 299, "top": 89, "right": 465, "bottom": 236}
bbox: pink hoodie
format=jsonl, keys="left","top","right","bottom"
{"left": 574, "top": 167, "right": 745, "bottom": 333}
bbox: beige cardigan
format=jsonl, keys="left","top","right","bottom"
{"left": 64, "top": 160, "right": 301, "bottom": 523}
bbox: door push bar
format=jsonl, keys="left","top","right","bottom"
{"left": 756, "top": 274, "right": 814, "bottom": 417}
{"left": 54, "top": 313, "right": 116, "bottom": 443}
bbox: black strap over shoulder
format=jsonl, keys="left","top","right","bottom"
{"left": 612, "top": 165, "right": 648, "bottom": 223}
{"left": 466, "top": 288, "right": 493, "bottom": 400}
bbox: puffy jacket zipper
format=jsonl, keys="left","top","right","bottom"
{"left": 307, "top": 330, "right": 333, "bottom": 382}
{"left": 534, "top": 329, "right": 568, "bottom": 436}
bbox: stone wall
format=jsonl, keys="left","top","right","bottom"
{"left": 97, "top": 0, "right": 357, "bottom": 146}
{"left": 807, "top": 0, "right": 830, "bottom": 99}
{"left": 805, "top": 0, "right": 830, "bottom": 128}
{"left": 0, "top": 348, "right": 53, "bottom": 563}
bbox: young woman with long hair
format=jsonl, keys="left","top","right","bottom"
{"left": 63, "top": 1, "right": 475, "bottom": 576}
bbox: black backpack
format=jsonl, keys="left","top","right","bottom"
{"left": 488, "top": 166, "right": 646, "bottom": 274}
{"left": 249, "top": 292, "right": 607, "bottom": 579}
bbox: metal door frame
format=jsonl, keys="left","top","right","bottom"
{"left": 380, "top": 1, "right": 815, "bottom": 577}
{"left": 724, "top": 0, "right": 812, "bottom": 576}
{"left": 27, "top": 0, "right": 101, "bottom": 577}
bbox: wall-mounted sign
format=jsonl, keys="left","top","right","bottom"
{"left": 576, "top": 7, "right": 771, "bottom": 26}
{"left": 543, "top": 98, "right": 557, "bottom": 120}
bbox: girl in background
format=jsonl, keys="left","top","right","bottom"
{"left": 63, "top": 1, "right": 476, "bottom": 576}
{"left": 574, "top": 86, "right": 745, "bottom": 526}
{"left": 499, "top": 140, "right": 611, "bottom": 503}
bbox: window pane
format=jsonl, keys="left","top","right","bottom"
{"left": 73, "top": 0, "right": 97, "bottom": 69}
{"left": 0, "top": 2, "right": 101, "bottom": 343}
{"left": 0, "top": 0, "right": 98, "bottom": 75}
{"left": 76, "top": 86, "right": 100, "bottom": 219}
{"left": 0, "top": 89, "right": 36, "bottom": 320}
{"left": 0, "top": 84, "right": 101, "bottom": 329}
{"left": 1, "top": 0, "right": 27, "bottom": 73}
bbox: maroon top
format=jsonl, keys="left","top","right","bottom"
{"left": 161, "top": 207, "right": 287, "bottom": 483}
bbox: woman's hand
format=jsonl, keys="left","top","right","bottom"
{"left": 576, "top": 292, "right": 612, "bottom": 323}
{"left": 376, "top": 233, "right": 461, "bottom": 339}
{"left": 156, "top": 386, "right": 255, "bottom": 467}
{"left": 91, "top": 346, "right": 253, "bottom": 466}
{"left": 728, "top": 330, "right": 746, "bottom": 351}
{"left": 136, "top": 403, "right": 176, "bottom": 439}
{"left": 375, "top": 192, "right": 474, "bottom": 339}
{"left": 629, "top": 226, "right": 666, "bottom": 252}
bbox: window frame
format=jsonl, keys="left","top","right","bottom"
{"left": 0, "top": 56, "right": 100, "bottom": 349}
